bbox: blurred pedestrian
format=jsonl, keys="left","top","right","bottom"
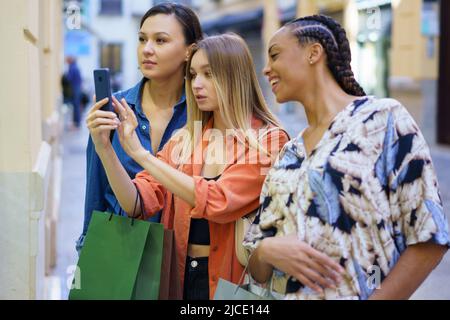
{"left": 65, "top": 56, "right": 83, "bottom": 129}
{"left": 244, "top": 14, "right": 449, "bottom": 300}
{"left": 61, "top": 73, "right": 73, "bottom": 105}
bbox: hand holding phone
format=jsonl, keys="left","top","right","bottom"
{"left": 93, "top": 68, "right": 113, "bottom": 112}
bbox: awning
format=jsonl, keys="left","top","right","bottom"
{"left": 201, "top": 7, "right": 264, "bottom": 34}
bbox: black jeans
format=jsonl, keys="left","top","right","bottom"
{"left": 184, "top": 256, "right": 210, "bottom": 300}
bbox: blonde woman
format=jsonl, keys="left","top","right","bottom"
{"left": 89, "top": 34, "right": 289, "bottom": 299}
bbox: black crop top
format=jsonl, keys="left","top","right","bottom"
{"left": 188, "top": 175, "right": 221, "bottom": 245}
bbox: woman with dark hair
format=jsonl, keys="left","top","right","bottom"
{"left": 77, "top": 3, "right": 203, "bottom": 252}
{"left": 244, "top": 15, "right": 449, "bottom": 300}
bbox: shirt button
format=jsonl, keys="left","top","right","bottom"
{"left": 212, "top": 246, "right": 219, "bottom": 252}
{"left": 142, "top": 125, "right": 147, "bottom": 130}
{"left": 190, "top": 260, "right": 198, "bottom": 268}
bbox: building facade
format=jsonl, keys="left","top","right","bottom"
{"left": 196, "top": 0, "right": 443, "bottom": 145}
{"left": 0, "top": 0, "right": 64, "bottom": 299}
{"left": 64, "top": 0, "right": 153, "bottom": 94}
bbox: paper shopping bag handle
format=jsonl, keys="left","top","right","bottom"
{"left": 108, "top": 185, "right": 144, "bottom": 226}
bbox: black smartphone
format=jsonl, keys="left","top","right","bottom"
{"left": 93, "top": 68, "right": 113, "bottom": 112}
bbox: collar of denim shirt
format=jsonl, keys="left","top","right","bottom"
{"left": 118, "top": 78, "right": 187, "bottom": 120}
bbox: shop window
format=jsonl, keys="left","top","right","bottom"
{"left": 99, "top": 0, "right": 122, "bottom": 15}
{"left": 100, "top": 43, "right": 122, "bottom": 74}
{"left": 100, "top": 43, "right": 123, "bottom": 91}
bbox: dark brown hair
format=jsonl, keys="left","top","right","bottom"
{"left": 286, "top": 14, "right": 366, "bottom": 96}
{"left": 140, "top": 3, "right": 203, "bottom": 45}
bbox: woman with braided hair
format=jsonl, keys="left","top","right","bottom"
{"left": 244, "top": 15, "right": 449, "bottom": 300}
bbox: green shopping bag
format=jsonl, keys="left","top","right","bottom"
{"left": 69, "top": 211, "right": 164, "bottom": 300}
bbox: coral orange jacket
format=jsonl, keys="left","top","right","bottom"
{"left": 133, "top": 116, "right": 289, "bottom": 299}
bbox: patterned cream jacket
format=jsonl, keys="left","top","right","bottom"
{"left": 244, "top": 97, "right": 450, "bottom": 300}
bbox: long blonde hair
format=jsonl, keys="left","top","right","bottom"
{"left": 176, "top": 33, "right": 283, "bottom": 165}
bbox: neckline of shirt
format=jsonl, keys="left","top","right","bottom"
{"left": 293, "top": 96, "right": 372, "bottom": 158}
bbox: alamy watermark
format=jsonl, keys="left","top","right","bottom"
{"left": 367, "top": 265, "right": 382, "bottom": 290}
{"left": 366, "top": 7, "right": 382, "bottom": 31}
{"left": 152, "top": 123, "right": 285, "bottom": 175}
{"left": 66, "top": 1, "right": 81, "bottom": 30}
{"left": 67, "top": 265, "right": 81, "bottom": 290}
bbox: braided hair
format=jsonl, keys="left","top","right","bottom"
{"left": 285, "top": 15, "right": 366, "bottom": 96}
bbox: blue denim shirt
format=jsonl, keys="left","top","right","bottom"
{"left": 76, "top": 78, "right": 187, "bottom": 252}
